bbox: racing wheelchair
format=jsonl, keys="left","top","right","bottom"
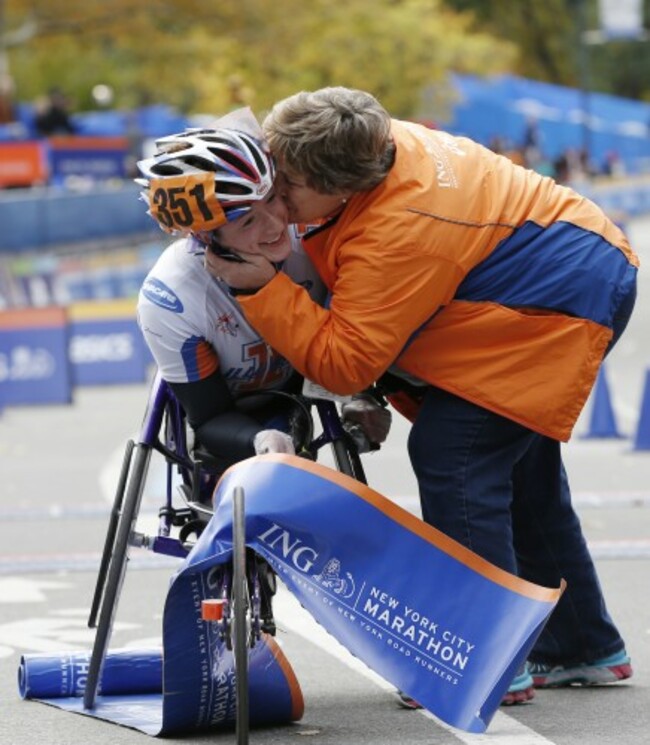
{"left": 83, "top": 369, "right": 373, "bottom": 741}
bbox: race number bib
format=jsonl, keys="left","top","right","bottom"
{"left": 149, "top": 173, "right": 228, "bottom": 233}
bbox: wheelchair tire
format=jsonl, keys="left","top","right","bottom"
{"left": 83, "top": 442, "right": 153, "bottom": 710}
{"left": 88, "top": 439, "right": 135, "bottom": 629}
{"left": 232, "top": 486, "right": 250, "bottom": 744}
{"left": 331, "top": 437, "right": 367, "bottom": 483}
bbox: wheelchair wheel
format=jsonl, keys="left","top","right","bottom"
{"left": 331, "top": 437, "right": 367, "bottom": 483}
{"left": 88, "top": 439, "right": 134, "bottom": 629}
{"left": 83, "top": 442, "right": 153, "bottom": 710}
{"left": 232, "top": 486, "right": 250, "bottom": 744}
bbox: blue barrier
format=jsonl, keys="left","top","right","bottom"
{"left": 68, "top": 299, "right": 149, "bottom": 386}
{"left": 0, "top": 301, "right": 152, "bottom": 406}
{"left": 577, "top": 177, "right": 650, "bottom": 218}
{"left": 450, "top": 73, "right": 650, "bottom": 174}
{"left": 0, "top": 307, "right": 72, "bottom": 405}
{"left": 3, "top": 176, "right": 648, "bottom": 255}
{"left": 48, "top": 136, "right": 130, "bottom": 185}
{"left": 0, "top": 183, "right": 157, "bottom": 252}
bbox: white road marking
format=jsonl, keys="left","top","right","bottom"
{"left": 0, "top": 577, "right": 71, "bottom": 603}
{"left": 0, "top": 612, "right": 139, "bottom": 654}
{"left": 3, "top": 532, "right": 650, "bottom": 577}
{"left": 1, "top": 487, "right": 649, "bottom": 522}
{"left": 0, "top": 551, "right": 178, "bottom": 575}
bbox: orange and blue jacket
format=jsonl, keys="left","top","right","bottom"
{"left": 239, "top": 120, "right": 639, "bottom": 441}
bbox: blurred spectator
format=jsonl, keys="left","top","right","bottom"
{"left": 34, "top": 87, "right": 76, "bottom": 137}
{"left": 523, "top": 117, "right": 542, "bottom": 165}
{"left": 0, "top": 73, "right": 16, "bottom": 124}
{"left": 488, "top": 135, "right": 507, "bottom": 154}
{"left": 553, "top": 151, "right": 573, "bottom": 183}
{"left": 603, "top": 150, "right": 625, "bottom": 178}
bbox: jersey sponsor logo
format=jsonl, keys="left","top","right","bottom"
{"left": 142, "top": 277, "right": 184, "bottom": 313}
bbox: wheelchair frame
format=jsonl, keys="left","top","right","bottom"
{"left": 83, "top": 369, "right": 367, "bottom": 742}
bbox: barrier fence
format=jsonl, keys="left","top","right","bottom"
{"left": 0, "top": 299, "right": 152, "bottom": 408}
{"left": 1, "top": 300, "right": 649, "bottom": 454}
{"left": 0, "top": 136, "right": 132, "bottom": 190}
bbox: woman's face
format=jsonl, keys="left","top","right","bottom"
{"left": 213, "top": 187, "right": 292, "bottom": 262}
{"left": 277, "top": 171, "right": 349, "bottom": 224}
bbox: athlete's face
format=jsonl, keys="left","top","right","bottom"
{"left": 276, "top": 171, "right": 350, "bottom": 224}
{"left": 214, "top": 187, "right": 291, "bottom": 262}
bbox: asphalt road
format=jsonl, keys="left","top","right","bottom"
{"left": 1, "top": 216, "right": 649, "bottom": 745}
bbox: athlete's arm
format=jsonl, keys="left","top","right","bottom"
{"left": 169, "top": 370, "right": 261, "bottom": 461}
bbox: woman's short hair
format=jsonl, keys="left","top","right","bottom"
{"left": 263, "top": 87, "right": 395, "bottom": 195}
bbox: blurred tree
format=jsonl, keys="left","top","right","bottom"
{"left": 441, "top": 0, "right": 580, "bottom": 84}
{"left": 3, "top": 0, "right": 516, "bottom": 118}
{"left": 585, "top": 0, "right": 650, "bottom": 101}
{"left": 441, "top": 0, "right": 650, "bottom": 101}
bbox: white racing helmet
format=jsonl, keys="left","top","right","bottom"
{"left": 136, "top": 127, "right": 275, "bottom": 235}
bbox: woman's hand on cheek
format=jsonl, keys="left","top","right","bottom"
{"left": 204, "top": 251, "right": 276, "bottom": 290}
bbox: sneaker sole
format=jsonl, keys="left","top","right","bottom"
{"left": 396, "top": 691, "right": 423, "bottom": 710}
{"left": 533, "top": 662, "right": 633, "bottom": 688}
{"left": 501, "top": 685, "right": 535, "bottom": 705}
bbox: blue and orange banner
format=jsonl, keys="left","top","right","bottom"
{"left": 19, "top": 455, "right": 562, "bottom": 736}
{"left": 19, "top": 649, "right": 163, "bottom": 699}
{"left": 47, "top": 136, "right": 130, "bottom": 183}
{"left": 20, "top": 640, "right": 302, "bottom": 736}
{"left": 0, "top": 137, "right": 130, "bottom": 188}
{"left": 188, "top": 455, "right": 563, "bottom": 733}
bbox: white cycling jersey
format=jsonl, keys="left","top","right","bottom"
{"left": 137, "top": 229, "right": 324, "bottom": 396}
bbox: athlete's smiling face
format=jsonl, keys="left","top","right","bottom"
{"left": 213, "top": 187, "right": 292, "bottom": 262}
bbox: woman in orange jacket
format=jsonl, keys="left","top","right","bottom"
{"left": 205, "top": 87, "right": 637, "bottom": 705}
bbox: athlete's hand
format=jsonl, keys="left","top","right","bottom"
{"left": 204, "top": 250, "right": 276, "bottom": 291}
{"left": 341, "top": 394, "right": 392, "bottom": 449}
{"left": 253, "top": 429, "right": 295, "bottom": 455}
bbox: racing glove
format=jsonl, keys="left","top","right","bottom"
{"left": 253, "top": 429, "right": 295, "bottom": 455}
{"left": 341, "top": 393, "right": 392, "bottom": 453}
